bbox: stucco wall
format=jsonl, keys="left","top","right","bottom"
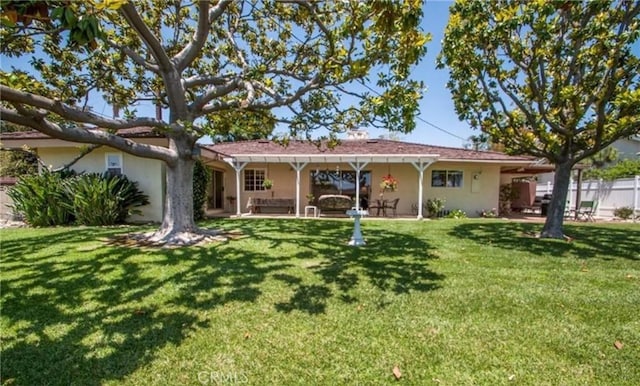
{"left": 36, "top": 147, "right": 164, "bottom": 223}
{"left": 217, "top": 160, "right": 502, "bottom": 217}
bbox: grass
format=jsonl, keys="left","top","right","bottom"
{"left": 1, "top": 218, "right": 639, "bottom": 385}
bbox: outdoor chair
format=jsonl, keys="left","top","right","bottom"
{"left": 368, "top": 199, "right": 385, "bottom": 216}
{"left": 383, "top": 198, "right": 400, "bottom": 217}
{"left": 577, "top": 200, "right": 596, "bottom": 221}
{"left": 568, "top": 200, "right": 597, "bottom": 222}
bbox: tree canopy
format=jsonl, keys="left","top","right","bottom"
{"left": 438, "top": 0, "right": 640, "bottom": 237}
{"left": 0, "top": 0, "right": 429, "bottom": 244}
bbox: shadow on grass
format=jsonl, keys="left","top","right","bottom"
{"left": 450, "top": 221, "right": 640, "bottom": 260}
{"left": 220, "top": 219, "right": 444, "bottom": 314}
{"left": 1, "top": 219, "right": 443, "bottom": 384}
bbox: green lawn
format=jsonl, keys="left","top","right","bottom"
{"left": 1, "top": 219, "right": 639, "bottom": 385}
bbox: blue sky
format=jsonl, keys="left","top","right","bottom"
{"left": 362, "top": 0, "right": 474, "bottom": 147}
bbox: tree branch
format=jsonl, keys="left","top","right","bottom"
{"left": 105, "top": 40, "right": 160, "bottom": 72}
{"left": 183, "top": 74, "right": 236, "bottom": 89}
{"left": 174, "top": 0, "right": 232, "bottom": 71}
{"left": 0, "top": 86, "right": 165, "bottom": 130}
{"left": 119, "top": 3, "right": 174, "bottom": 72}
{"left": 190, "top": 78, "right": 240, "bottom": 113}
{"left": 1, "top": 107, "right": 176, "bottom": 165}
{"left": 200, "top": 74, "right": 323, "bottom": 114}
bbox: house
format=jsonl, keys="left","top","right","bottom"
{"left": 612, "top": 134, "right": 640, "bottom": 160}
{"left": 0, "top": 128, "right": 551, "bottom": 221}
{"left": 0, "top": 128, "right": 167, "bottom": 222}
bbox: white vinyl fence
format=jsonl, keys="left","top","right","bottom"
{"left": 536, "top": 175, "right": 640, "bottom": 221}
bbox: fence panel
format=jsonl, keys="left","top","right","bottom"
{"left": 536, "top": 175, "right": 639, "bottom": 220}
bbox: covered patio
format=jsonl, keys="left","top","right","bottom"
{"left": 200, "top": 139, "right": 541, "bottom": 219}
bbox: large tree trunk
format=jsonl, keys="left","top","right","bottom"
{"left": 145, "top": 135, "right": 210, "bottom": 245}
{"left": 540, "top": 161, "right": 573, "bottom": 239}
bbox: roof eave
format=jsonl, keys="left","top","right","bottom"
{"left": 221, "top": 154, "right": 441, "bottom": 164}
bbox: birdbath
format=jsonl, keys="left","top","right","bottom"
{"left": 346, "top": 209, "right": 368, "bottom": 246}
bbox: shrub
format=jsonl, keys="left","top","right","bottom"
{"left": 479, "top": 208, "right": 498, "bottom": 218}
{"left": 426, "top": 198, "right": 446, "bottom": 218}
{"left": 446, "top": 209, "right": 467, "bottom": 219}
{"left": 9, "top": 170, "right": 149, "bottom": 227}
{"left": 8, "top": 170, "right": 74, "bottom": 226}
{"left": 499, "top": 183, "right": 517, "bottom": 216}
{"left": 193, "top": 159, "right": 211, "bottom": 221}
{"left": 65, "top": 173, "right": 150, "bottom": 226}
{"left": 613, "top": 206, "right": 634, "bottom": 220}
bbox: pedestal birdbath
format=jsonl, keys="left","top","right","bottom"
{"left": 346, "top": 209, "right": 368, "bottom": 246}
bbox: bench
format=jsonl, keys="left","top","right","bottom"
{"left": 248, "top": 198, "right": 294, "bottom": 214}
{"left": 317, "top": 194, "right": 353, "bottom": 216}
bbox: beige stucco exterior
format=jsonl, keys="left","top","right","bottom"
{"left": 36, "top": 145, "right": 165, "bottom": 223}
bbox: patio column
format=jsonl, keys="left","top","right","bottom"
{"left": 225, "top": 159, "right": 247, "bottom": 216}
{"left": 411, "top": 160, "right": 434, "bottom": 219}
{"left": 289, "top": 161, "right": 308, "bottom": 218}
{"left": 348, "top": 161, "right": 369, "bottom": 210}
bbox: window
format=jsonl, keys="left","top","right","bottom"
{"left": 244, "top": 169, "right": 266, "bottom": 191}
{"left": 310, "top": 170, "right": 371, "bottom": 198}
{"left": 105, "top": 153, "right": 123, "bottom": 176}
{"left": 431, "top": 170, "right": 463, "bottom": 188}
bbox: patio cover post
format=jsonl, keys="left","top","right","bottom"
{"left": 574, "top": 168, "right": 583, "bottom": 220}
{"left": 225, "top": 159, "right": 247, "bottom": 216}
{"left": 348, "top": 161, "right": 369, "bottom": 210}
{"left": 289, "top": 161, "right": 308, "bottom": 218}
{"left": 411, "top": 160, "right": 434, "bottom": 219}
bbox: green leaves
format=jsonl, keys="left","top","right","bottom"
{"left": 439, "top": 0, "right": 640, "bottom": 164}
{"left": 8, "top": 170, "right": 150, "bottom": 226}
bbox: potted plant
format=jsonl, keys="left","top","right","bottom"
{"left": 306, "top": 193, "right": 315, "bottom": 204}
{"left": 379, "top": 174, "right": 398, "bottom": 192}
{"left": 262, "top": 178, "right": 273, "bottom": 190}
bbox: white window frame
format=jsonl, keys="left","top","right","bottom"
{"left": 431, "top": 170, "right": 463, "bottom": 188}
{"left": 244, "top": 168, "right": 267, "bottom": 192}
{"left": 105, "top": 153, "right": 123, "bottom": 176}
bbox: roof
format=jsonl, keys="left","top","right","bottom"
{"left": 0, "top": 127, "right": 164, "bottom": 140}
{"left": 202, "top": 139, "right": 535, "bottom": 163}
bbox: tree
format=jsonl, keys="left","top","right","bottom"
{"left": 1, "top": 0, "right": 429, "bottom": 244}
{"left": 463, "top": 133, "right": 490, "bottom": 151}
{"left": 206, "top": 110, "right": 276, "bottom": 143}
{"left": 438, "top": 0, "right": 640, "bottom": 238}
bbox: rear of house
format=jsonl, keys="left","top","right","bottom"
{"left": 2, "top": 129, "right": 550, "bottom": 221}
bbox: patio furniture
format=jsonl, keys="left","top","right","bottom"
{"left": 304, "top": 205, "right": 318, "bottom": 218}
{"left": 383, "top": 198, "right": 400, "bottom": 217}
{"left": 368, "top": 199, "right": 385, "bottom": 216}
{"left": 570, "top": 200, "right": 597, "bottom": 221}
{"left": 317, "top": 194, "right": 353, "bottom": 216}
{"left": 249, "top": 198, "right": 295, "bottom": 214}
